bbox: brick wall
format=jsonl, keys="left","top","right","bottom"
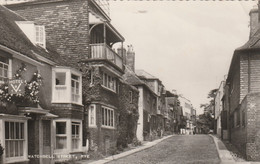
{"left": 245, "top": 92, "right": 260, "bottom": 161}
{"left": 51, "top": 103, "right": 83, "bottom": 120}
{"left": 8, "top": 0, "right": 89, "bottom": 67}
{"left": 240, "top": 54, "right": 249, "bottom": 103}
{"left": 249, "top": 54, "right": 260, "bottom": 93}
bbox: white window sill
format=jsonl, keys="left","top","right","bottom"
{"left": 101, "top": 125, "right": 116, "bottom": 130}
{"left": 89, "top": 125, "right": 97, "bottom": 128}
{"left": 101, "top": 85, "right": 116, "bottom": 93}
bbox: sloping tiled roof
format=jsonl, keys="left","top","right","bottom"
{"left": 236, "top": 28, "right": 260, "bottom": 51}
{"left": 123, "top": 66, "right": 157, "bottom": 96}
{"left": 135, "top": 69, "right": 158, "bottom": 80}
{"left": 0, "top": 5, "right": 62, "bottom": 64}
{"left": 123, "top": 67, "right": 145, "bottom": 86}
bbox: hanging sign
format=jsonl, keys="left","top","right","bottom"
{"left": 8, "top": 79, "right": 25, "bottom": 95}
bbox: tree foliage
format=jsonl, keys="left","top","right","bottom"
{"left": 197, "top": 88, "right": 218, "bottom": 133}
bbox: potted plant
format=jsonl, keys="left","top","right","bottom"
{"left": 0, "top": 143, "right": 4, "bottom": 164}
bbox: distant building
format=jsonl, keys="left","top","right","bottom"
{"left": 178, "top": 95, "right": 194, "bottom": 134}
{"left": 214, "top": 80, "right": 225, "bottom": 139}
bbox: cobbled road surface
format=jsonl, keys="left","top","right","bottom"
{"left": 108, "top": 135, "right": 220, "bottom": 164}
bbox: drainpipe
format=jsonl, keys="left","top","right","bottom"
{"left": 248, "top": 54, "right": 251, "bottom": 93}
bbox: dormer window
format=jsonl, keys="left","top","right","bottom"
{"left": 16, "top": 21, "right": 46, "bottom": 49}
{"left": 35, "top": 25, "right": 46, "bottom": 48}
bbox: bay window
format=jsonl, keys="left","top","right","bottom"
{"left": 52, "top": 67, "right": 82, "bottom": 105}
{"left": 101, "top": 106, "right": 114, "bottom": 128}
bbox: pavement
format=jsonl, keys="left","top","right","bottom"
{"left": 209, "top": 134, "right": 260, "bottom": 164}
{"left": 79, "top": 135, "right": 173, "bottom": 164}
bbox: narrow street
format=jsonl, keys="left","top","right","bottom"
{"left": 108, "top": 135, "right": 220, "bottom": 164}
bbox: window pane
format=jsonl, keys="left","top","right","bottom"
{"left": 56, "top": 72, "right": 66, "bottom": 85}
{"left": 19, "top": 141, "right": 23, "bottom": 156}
{"left": 5, "top": 141, "right": 9, "bottom": 157}
{"left": 72, "top": 125, "right": 75, "bottom": 135}
{"left": 20, "top": 123, "right": 24, "bottom": 139}
{"left": 102, "top": 108, "right": 104, "bottom": 125}
{"left": 10, "top": 122, "right": 14, "bottom": 139}
{"left": 56, "top": 122, "right": 66, "bottom": 134}
{"left": 71, "top": 74, "right": 79, "bottom": 80}
{"left": 105, "top": 109, "right": 107, "bottom": 125}
{"left": 76, "top": 125, "right": 79, "bottom": 135}
{"left": 111, "top": 111, "right": 114, "bottom": 126}
{"left": 15, "top": 123, "right": 19, "bottom": 139}
{"left": 15, "top": 141, "right": 19, "bottom": 157}
{"left": 5, "top": 122, "right": 9, "bottom": 139}
{"left": 56, "top": 136, "right": 67, "bottom": 149}
{"left": 108, "top": 110, "right": 111, "bottom": 126}
{"left": 71, "top": 80, "right": 75, "bottom": 87}
{"left": 10, "top": 141, "right": 14, "bottom": 157}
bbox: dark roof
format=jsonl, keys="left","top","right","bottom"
{"left": 123, "top": 67, "right": 146, "bottom": 86}
{"left": 0, "top": 5, "right": 62, "bottom": 64}
{"left": 236, "top": 28, "right": 260, "bottom": 51}
{"left": 135, "top": 69, "right": 158, "bottom": 80}
{"left": 123, "top": 66, "right": 157, "bottom": 96}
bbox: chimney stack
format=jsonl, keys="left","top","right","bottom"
{"left": 126, "top": 45, "right": 135, "bottom": 72}
{"left": 249, "top": 5, "right": 259, "bottom": 38}
{"left": 117, "top": 47, "right": 127, "bottom": 65}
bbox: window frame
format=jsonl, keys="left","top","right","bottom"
{"left": 0, "top": 117, "right": 28, "bottom": 164}
{"left": 88, "top": 104, "right": 96, "bottom": 127}
{"left": 0, "top": 56, "right": 11, "bottom": 85}
{"left": 55, "top": 72, "right": 67, "bottom": 86}
{"left": 101, "top": 106, "right": 115, "bottom": 129}
{"left": 71, "top": 122, "right": 80, "bottom": 150}
{"left": 71, "top": 74, "right": 80, "bottom": 103}
{"left": 35, "top": 25, "right": 46, "bottom": 48}
{"left": 55, "top": 121, "right": 67, "bottom": 150}
{"left": 101, "top": 72, "right": 117, "bottom": 92}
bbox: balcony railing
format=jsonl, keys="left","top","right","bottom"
{"left": 90, "top": 43, "right": 123, "bottom": 70}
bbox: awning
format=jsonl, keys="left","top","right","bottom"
{"left": 18, "top": 104, "right": 58, "bottom": 119}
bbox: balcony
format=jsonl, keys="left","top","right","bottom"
{"left": 90, "top": 43, "right": 123, "bottom": 70}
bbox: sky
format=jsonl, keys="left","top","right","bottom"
{"left": 109, "top": 1, "right": 257, "bottom": 115}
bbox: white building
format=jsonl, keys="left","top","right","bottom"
{"left": 178, "top": 95, "right": 193, "bottom": 135}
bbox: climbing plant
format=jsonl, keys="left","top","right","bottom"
{"left": 0, "top": 63, "right": 42, "bottom": 104}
